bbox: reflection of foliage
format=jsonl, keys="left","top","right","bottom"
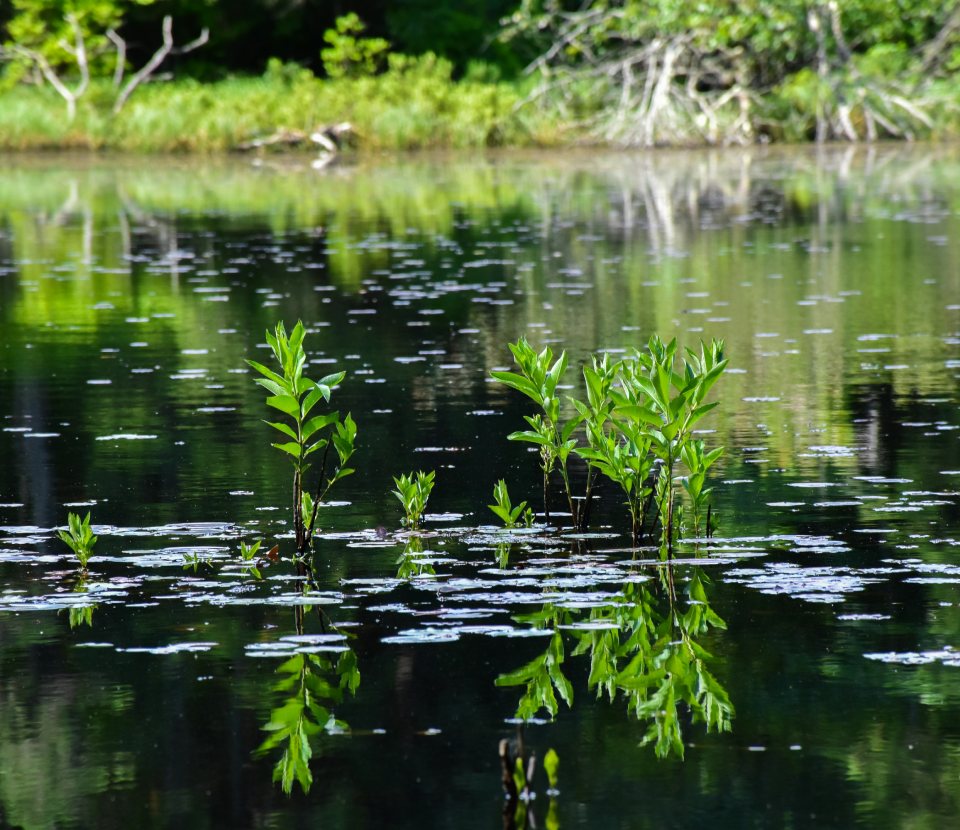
{"left": 499, "top": 734, "right": 560, "bottom": 830}
{"left": 64, "top": 576, "right": 96, "bottom": 628}
{"left": 496, "top": 567, "right": 733, "bottom": 759}
{"left": 395, "top": 535, "right": 436, "bottom": 579}
{"left": 496, "top": 608, "right": 574, "bottom": 719}
{"left": 258, "top": 647, "right": 360, "bottom": 794}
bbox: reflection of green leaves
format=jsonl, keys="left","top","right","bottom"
{"left": 496, "top": 630, "right": 573, "bottom": 720}
{"left": 64, "top": 578, "right": 96, "bottom": 629}
{"left": 498, "top": 568, "right": 733, "bottom": 759}
{"left": 258, "top": 647, "right": 360, "bottom": 794}
{"left": 395, "top": 535, "right": 436, "bottom": 579}
{"left": 544, "top": 747, "right": 559, "bottom": 789}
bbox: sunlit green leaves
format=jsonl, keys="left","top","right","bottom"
{"left": 495, "top": 334, "right": 727, "bottom": 547}
{"left": 488, "top": 479, "right": 530, "bottom": 528}
{"left": 249, "top": 321, "right": 357, "bottom": 553}
{"left": 392, "top": 469, "right": 435, "bottom": 530}
{"left": 57, "top": 510, "right": 97, "bottom": 570}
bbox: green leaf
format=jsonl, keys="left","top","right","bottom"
{"left": 271, "top": 442, "right": 303, "bottom": 459}
{"left": 265, "top": 421, "right": 298, "bottom": 441}
{"left": 490, "top": 370, "right": 541, "bottom": 402}
{"left": 266, "top": 395, "right": 301, "bottom": 417}
{"left": 302, "top": 412, "right": 339, "bottom": 441}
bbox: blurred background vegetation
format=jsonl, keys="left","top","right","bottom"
{"left": 1, "top": 0, "right": 959, "bottom": 150}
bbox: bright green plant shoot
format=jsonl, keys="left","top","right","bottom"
{"left": 488, "top": 479, "right": 531, "bottom": 528}
{"left": 58, "top": 511, "right": 97, "bottom": 570}
{"left": 392, "top": 470, "right": 435, "bottom": 530}
{"left": 491, "top": 337, "right": 582, "bottom": 525}
{"left": 248, "top": 321, "right": 357, "bottom": 556}
{"left": 624, "top": 336, "right": 727, "bottom": 553}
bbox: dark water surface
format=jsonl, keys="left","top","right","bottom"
{"left": 1, "top": 147, "right": 959, "bottom": 829}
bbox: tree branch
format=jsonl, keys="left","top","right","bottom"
{"left": 106, "top": 28, "right": 126, "bottom": 88}
{"left": 112, "top": 16, "right": 209, "bottom": 114}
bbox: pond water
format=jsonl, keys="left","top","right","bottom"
{"left": 0, "top": 146, "right": 959, "bottom": 828}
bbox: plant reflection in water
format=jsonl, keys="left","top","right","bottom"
{"left": 257, "top": 558, "right": 360, "bottom": 794}
{"left": 496, "top": 561, "right": 733, "bottom": 759}
{"left": 395, "top": 534, "right": 437, "bottom": 580}
{"left": 499, "top": 729, "right": 560, "bottom": 830}
{"left": 64, "top": 575, "right": 97, "bottom": 629}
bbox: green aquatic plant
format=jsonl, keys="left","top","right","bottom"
{"left": 239, "top": 538, "right": 267, "bottom": 580}
{"left": 617, "top": 337, "right": 727, "bottom": 553}
{"left": 578, "top": 379, "right": 655, "bottom": 546}
{"left": 58, "top": 511, "right": 97, "bottom": 570}
{"left": 488, "top": 479, "right": 533, "bottom": 529}
{"left": 248, "top": 321, "right": 357, "bottom": 557}
{"left": 492, "top": 337, "right": 583, "bottom": 526}
{"left": 392, "top": 469, "right": 435, "bottom": 530}
{"left": 494, "top": 336, "right": 727, "bottom": 548}
{"left": 680, "top": 439, "right": 724, "bottom": 538}
{"left": 499, "top": 736, "right": 560, "bottom": 829}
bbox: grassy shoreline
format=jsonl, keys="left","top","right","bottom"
{"left": 2, "top": 65, "right": 959, "bottom": 154}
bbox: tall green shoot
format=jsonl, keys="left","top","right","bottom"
{"left": 248, "top": 321, "right": 357, "bottom": 557}
{"left": 622, "top": 336, "right": 727, "bottom": 554}
{"left": 58, "top": 511, "right": 97, "bottom": 570}
{"left": 491, "top": 337, "right": 582, "bottom": 526}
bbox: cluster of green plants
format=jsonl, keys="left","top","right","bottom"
{"left": 52, "top": 321, "right": 732, "bottom": 797}
{"left": 57, "top": 328, "right": 728, "bottom": 575}
{"left": 492, "top": 335, "right": 727, "bottom": 554}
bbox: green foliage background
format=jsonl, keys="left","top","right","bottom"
{"left": 1, "top": 1, "right": 959, "bottom": 149}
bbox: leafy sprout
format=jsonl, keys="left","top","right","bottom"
{"left": 57, "top": 511, "right": 97, "bottom": 570}
{"left": 392, "top": 469, "right": 435, "bottom": 530}
{"left": 248, "top": 321, "right": 357, "bottom": 556}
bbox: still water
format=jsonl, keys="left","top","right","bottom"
{"left": 0, "top": 146, "right": 959, "bottom": 828}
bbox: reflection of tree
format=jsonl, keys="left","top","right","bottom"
{"left": 256, "top": 562, "right": 360, "bottom": 795}
{"left": 496, "top": 565, "right": 733, "bottom": 759}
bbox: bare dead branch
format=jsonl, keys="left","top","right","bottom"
{"left": 113, "top": 16, "right": 208, "bottom": 114}
{"left": 106, "top": 29, "right": 126, "bottom": 88}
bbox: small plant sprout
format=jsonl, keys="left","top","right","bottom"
{"left": 58, "top": 511, "right": 97, "bottom": 570}
{"left": 248, "top": 321, "right": 357, "bottom": 557}
{"left": 488, "top": 479, "right": 529, "bottom": 528}
{"left": 239, "top": 538, "right": 265, "bottom": 579}
{"left": 680, "top": 440, "right": 724, "bottom": 538}
{"left": 392, "top": 470, "right": 435, "bottom": 530}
